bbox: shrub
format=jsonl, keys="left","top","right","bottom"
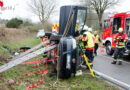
{"left": 6, "top": 18, "right": 23, "bottom": 28}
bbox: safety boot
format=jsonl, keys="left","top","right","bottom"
{"left": 118, "top": 59, "right": 123, "bottom": 65}
{"left": 118, "top": 61, "right": 122, "bottom": 65}
{"left": 94, "top": 52, "right": 97, "bottom": 56}
{"left": 111, "top": 59, "right": 117, "bottom": 64}
{"left": 111, "top": 61, "right": 117, "bottom": 64}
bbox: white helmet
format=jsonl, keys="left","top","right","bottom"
{"left": 76, "top": 20, "right": 79, "bottom": 23}
{"left": 83, "top": 25, "right": 88, "bottom": 31}
{"left": 118, "top": 28, "right": 123, "bottom": 33}
{"left": 88, "top": 28, "right": 92, "bottom": 32}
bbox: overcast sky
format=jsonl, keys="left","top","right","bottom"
{"left": 0, "top": 0, "right": 130, "bottom": 23}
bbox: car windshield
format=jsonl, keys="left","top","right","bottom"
{"left": 125, "top": 18, "right": 130, "bottom": 37}
{"left": 76, "top": 10, "right": 86, "bottom": 31}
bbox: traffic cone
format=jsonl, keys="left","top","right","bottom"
{"left": 100, "top": 42, "right": 104, "bottom": 53}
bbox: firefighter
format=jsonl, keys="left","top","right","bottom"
{"left": 82, "top": 27, "right": 95, "bottom": 68}
{"left": 111, "top": 28, "right": 128, "bottom": 65}
{"left": 88, "top": 27, "right": 95, "bottom": 42}
{"left": 79, "top": 25, "right": 88, "bottom": 48}
{"left": 94, "top": 31, "right": 101, "bottom": 56}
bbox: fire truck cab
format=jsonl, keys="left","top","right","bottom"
{"left": 102, "top": 12, "right": 130, "bottom": 56}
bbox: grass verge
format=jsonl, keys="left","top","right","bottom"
{"left": 0, "top": 60, "right": 120, "bottom": 90}
{"left": 0, "top": 29, "right": 120, "bottom": 90}
{"left": 0, "top": 36, "right": 41, "bottom": 59}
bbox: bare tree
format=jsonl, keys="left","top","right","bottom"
{"left": 28, "top": 0, "right": 56, "bottom": 27}
{"left": 91, "top": 0, "right": 119, "bottom": 31}
{"left": 83, "top": 0, "right": 119, "bottom": 31}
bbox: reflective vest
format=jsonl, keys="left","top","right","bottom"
{"left": 95, "top": 35, "right": 100, "bottom": 44}
{"left": 82, "top": 32, "right": 94, "bottom": 50}
{"left": 79, "top": 35, "right": 85, "bottom": 48}
{"left": 92, "top": 34, "right": 95, "bottom": 44}
{"left": 114, "top": 33, "right": 128, "bottom": 48}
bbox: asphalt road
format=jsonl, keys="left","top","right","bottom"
{"left": 93, "top": 49, "right": 130, "bottom": 88}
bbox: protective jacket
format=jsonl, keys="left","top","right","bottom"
{"left": 82, "top": 32, "right": 94, "bottom": 50}
{"left": 95, "top": 34, "right": 100, "bottom": 44}
{"left": 79, "top": 35, "right": 85, "bottom": 48}
{"left": 114, "top": 33, "right": 128, "bottom": 48}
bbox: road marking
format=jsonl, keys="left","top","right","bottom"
{"left": 94, "top": 70, "right": 130, "bottom": 90}
{"left": 98, "top": 54, "right": 130, "bottom": 65}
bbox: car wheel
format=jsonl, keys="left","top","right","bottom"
{"left": 106, "top": 43, "right": 114, "bottom": 55}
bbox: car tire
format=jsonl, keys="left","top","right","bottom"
{"left": 106, "top": 43, "right": 114, "bottom": 55}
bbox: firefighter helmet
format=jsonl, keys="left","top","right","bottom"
{"left": 118, "top": 28, "right": 123, "bottom": 33}
{"left": 83, "top": 25, "right": 88, "bottom": 31}
{"left": 88, "top": 28, "right": 92, "bottom": 32}
{"left": 76, "top": 20, "right": 79, "bottom": 23}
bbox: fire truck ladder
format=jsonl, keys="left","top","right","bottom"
{"left": 0, "top": 40, "right": 56, "bottom": 73}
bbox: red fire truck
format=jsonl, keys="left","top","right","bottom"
{"left": 102, "top": 12, "right": 130, "bottom": 56}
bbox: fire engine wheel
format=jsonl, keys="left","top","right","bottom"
{"left": 106, "top": 43, "right": 114, "bottom": 55}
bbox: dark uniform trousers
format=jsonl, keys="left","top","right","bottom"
{"left": 94, "top": 43, "right": 98, "bottom": 55}
{"left": 85, "top": 50, "right": 94, "bottom": 66}
{"left": 114, "top": 48, "right": 125, "bottom": 60}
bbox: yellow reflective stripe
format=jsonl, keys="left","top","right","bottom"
{"left": 113, "top": 59, "right": 117, "bottom": 61}
{"left": 118, "top": 42, "right": 125, "bottom": 46}
{"left": 118, "top": 59, "right": 122, "bottom": 61}
{"left": 43, "top": 54, "right": 47, "bottom": 56}
{"left": 95, "top": 35, "right": 99, "bottom": 44}
{"left": 117, "top": 46, "right": 125, "bottom": 48}
{"left": 57, "top": 24, "right": 59, "bottom": 27}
